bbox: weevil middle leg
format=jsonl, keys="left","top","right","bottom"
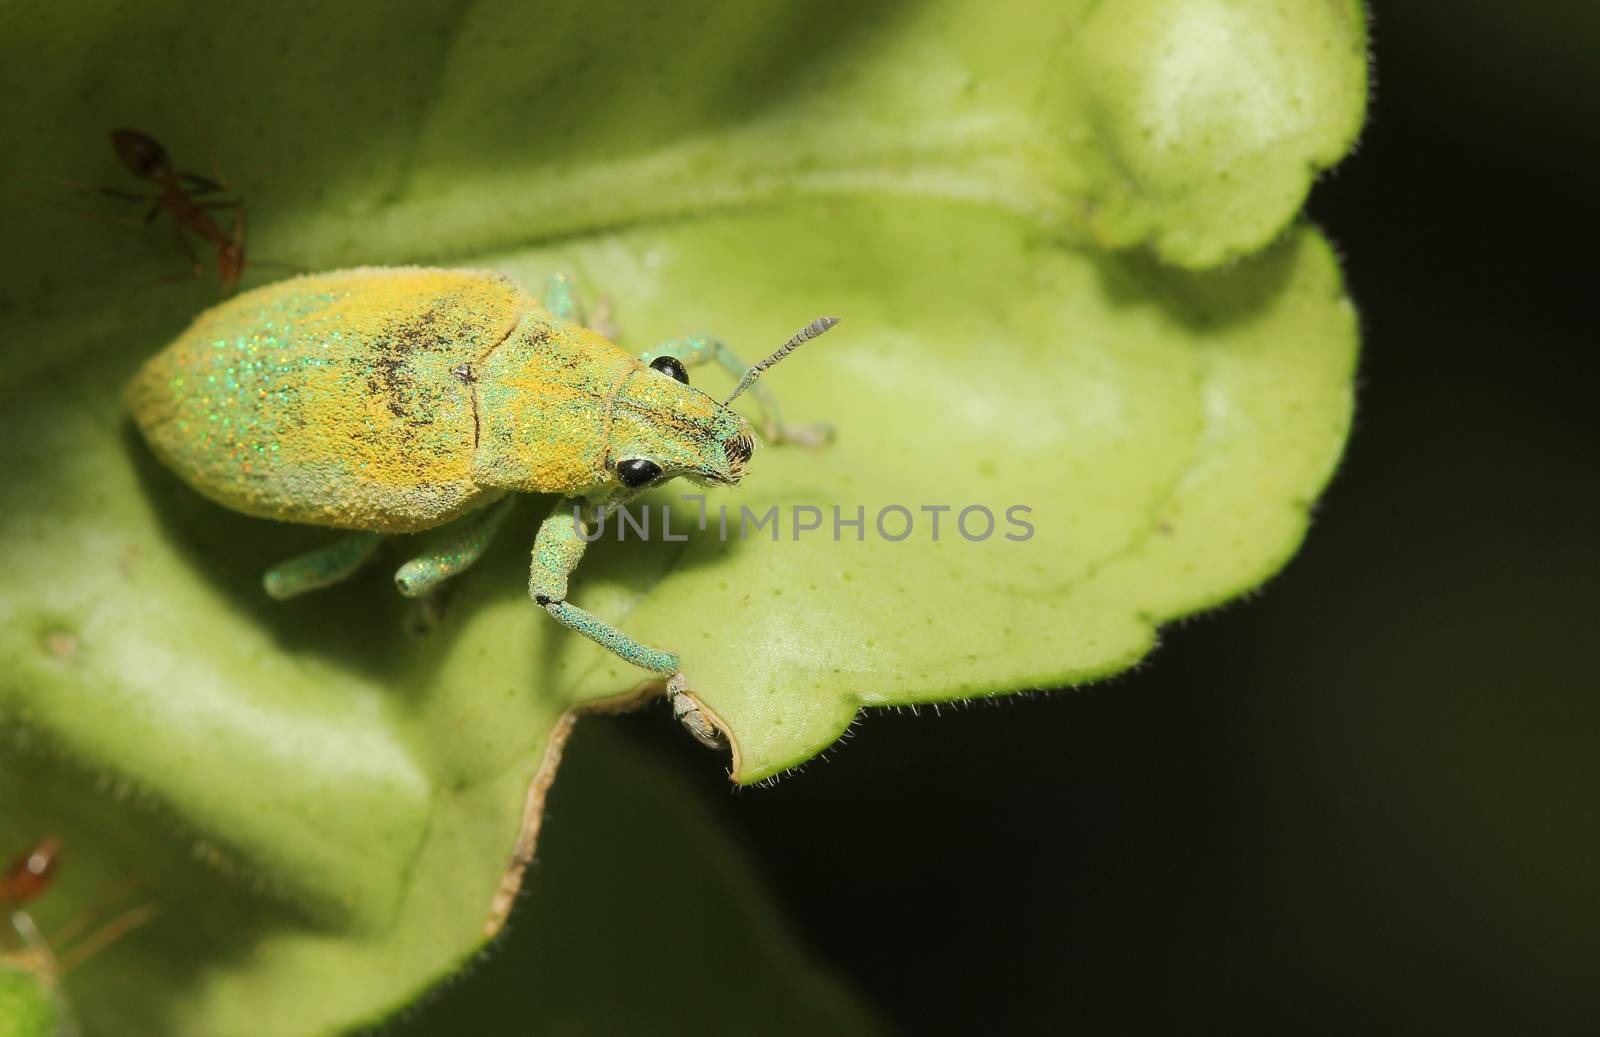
{"left": 540, "top": 272, "right": 620, "bottom": 340}
{"left": 642, "top": 334, "right": 833, "bottom": 447}
{"left": 540, "top": 273, "right": 586, "bottom": 326}
{"left": 262, "top": 531, "right": 385, "bottom": 600}
{"left": 394, "top": 494, "right": 516, "bottom": 598}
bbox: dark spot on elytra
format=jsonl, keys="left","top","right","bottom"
{"left": 374, "top": 355, "right": 408, "bottom": 417}
{"left": 366, "top": 304, "right": 452, "bottom": 424}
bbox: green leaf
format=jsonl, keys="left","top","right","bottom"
{"left": 0, "top": 968, "right": 61, "bottom": 1037}
{"left": 0, "top": 0, "right": 1365, "bottom": 1032}
{"left": 383, "top": 724, "right": 880, "bottom": 1036}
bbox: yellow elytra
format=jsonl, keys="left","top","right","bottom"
{"left": 126, "top": 266, "right": 836, "bottom": 747}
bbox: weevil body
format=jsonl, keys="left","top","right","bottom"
{"left": 126, "top": 267, "right": 835, "bottom": 748}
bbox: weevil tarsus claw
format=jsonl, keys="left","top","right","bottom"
{"left": 667, "top": 672, "right": 727, "bottom": 750}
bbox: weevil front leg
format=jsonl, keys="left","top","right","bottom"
{"left": 263, "top": 531, "right": 385, "bottom": 600}
{"left": 529, "top": 501, "right": 726, "bottom": 749}
{"left": 393, "top": 494, "right": 516, "bottom": 598}
{"left": 530, "top": 501, "right": 677, "bottom": 673}
{"left": 642, "top": 334, "right": 833, "bottom": 448}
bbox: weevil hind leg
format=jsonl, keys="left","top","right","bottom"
{"left": 263, "top": 532, "right": 385, "bottom": 600}
{"left": 393, "top": 494, "right": 516, "bottom": 599}
{"left": 642, "top": 334, "right": 833, "bottom": 448}
{"left": 540, "top": 273, "right": 586, "bottom": 326}
{"left": 540, "top": 273, "right": 620, "bottom": 338}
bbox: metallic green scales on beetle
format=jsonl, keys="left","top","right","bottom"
{"left": 125, "top": 267, "right": 836, "bottom": 748}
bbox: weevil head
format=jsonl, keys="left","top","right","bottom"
{"left": 603, "top": 361, "right": 756, "bottom": 499}
{"left": 601, "top": 314, "right": 842, "bottom": 498}
{"left": 473, "top": 308, "right": 837, "bottom": 501}
{"left": 110, "top": 129, "right": 171, "bottom": 181}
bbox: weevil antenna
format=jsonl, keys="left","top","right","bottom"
{"left": 724, "top": 316, "right": 840, "bottom": 406}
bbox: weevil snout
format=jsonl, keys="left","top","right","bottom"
{"left": 723, "top": 429, "right": 755, "bottom": 481}
{"left": 702, "top": 412, "right": 757, "bottom": 486}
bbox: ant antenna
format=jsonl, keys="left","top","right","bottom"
{"left": 724, "top": 316, "right": 840, "bottom": 406}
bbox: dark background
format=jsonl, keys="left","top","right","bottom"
{"left": 601, "top": 5, "right": 1600, "bottom": 1033}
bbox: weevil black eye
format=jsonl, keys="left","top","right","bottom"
{"left": 649, "top": 356, "right": 689, "bottom": 385}
{"left": 617, "top": 458, "right": 663, "bottom": 488}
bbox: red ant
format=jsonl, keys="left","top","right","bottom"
{"left": 105, "top": 128, "right": 248, "bottom": 292}
{"left": 24, "top": 127, "right": 273, "bottom": 294}
{"left": 3, "top": 839, "right": 157, "bottom": 1009}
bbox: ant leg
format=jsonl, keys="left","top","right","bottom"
{"left": 14, "top": 169, "right": 153, "bottom": 202}
{"left": 179, "top": 170, "right": 226, "bottom": 194}
{"left": 192, "top": 163, "right": 274, "bottom": 192}
{"left": 263, "top": 532, "right": 385, "bottom": 599}
{"left": 170, "top": 223, "right": 203, "bottom": 278}
{"left": 175, "top": 89, "right": 274, "bottom": 193}
{"left": 44, "top": 873, "right": 144, "bottom": 950}
{"left": 182, "top": 104, "right": 231, "bottom": 191}
{"left": 640, "top": 334, "right": 833, "bottom": 447}
{"left": 16, "top": 189, "right": 155, "bottom": 229}
{"left": 51, "top": 903, "right": 159, "bottom": 975}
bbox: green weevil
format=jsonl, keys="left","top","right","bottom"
{"left": 125, "top": 266, "right": 836, "bottom": 747}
